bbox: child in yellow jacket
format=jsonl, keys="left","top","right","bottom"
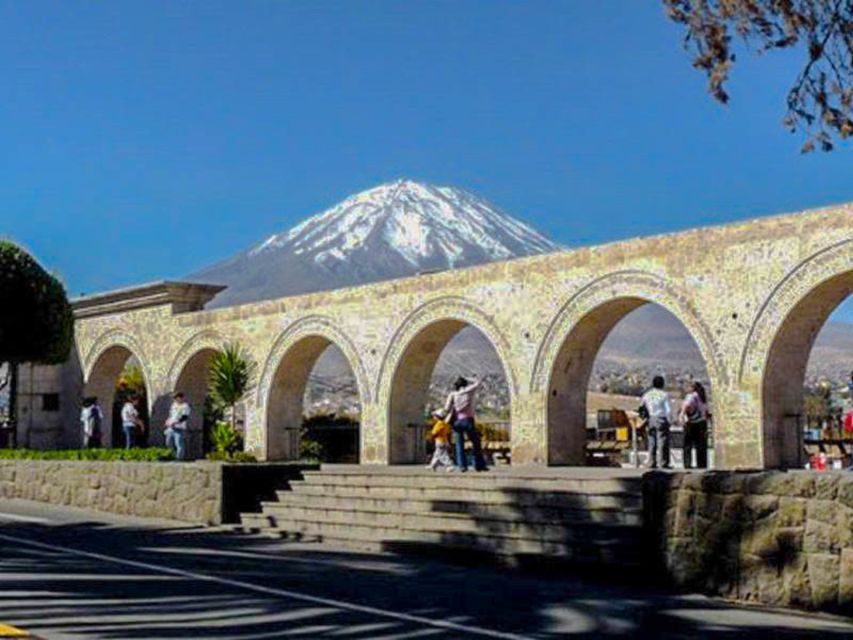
{"left": 426, "top": 416, "right": 455, "bottom": 471}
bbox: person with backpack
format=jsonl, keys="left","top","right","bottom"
{"left": 680, "top": 381, "right": 709, "bottom": 469}
{"left": 641, "top": 375, "right": 672, "bottom": 469}
{"left": 164, "top": 391, "right": 191, "bottom": 460}
{"left": 436, "top": 374, "right": 488, "bottom": 472}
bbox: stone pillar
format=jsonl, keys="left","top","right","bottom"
{"left": 359, "top": 402, "right": 387, "bottom": 464}
{"left": 509, "top": 391, "right": 547, "bottom": 466}
{"left": 710, "top": 387, "right": 765, "bottom": 470}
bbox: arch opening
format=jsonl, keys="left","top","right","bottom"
{"left": 172, "top": 348, "right": 218, "bottom": 459}
{"left": 388, "top": 321, "right": 511, "bottom": 465}
{"left": 762, "top": 271, "right": 853, "bottom": 469}
{"left": 84, "top": 346, "right": 150, "bottom": 448}
{"left": 267, "top": 337, "right": 361, "bottom": 462}
{"left": 547, "top": 299, "right": 713, "bottom": 468}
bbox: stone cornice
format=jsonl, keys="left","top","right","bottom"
{"left": 71, "top": 281, "right": 226, "bottom": 319}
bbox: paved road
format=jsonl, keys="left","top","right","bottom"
{"left": 0, "top": 500, "right": 850, "bottom": 639}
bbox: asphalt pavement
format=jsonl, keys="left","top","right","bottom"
{"left": 0, "top": 499, "right": 850, "bottom": 639}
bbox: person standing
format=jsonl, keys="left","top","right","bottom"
{"left": 680, "top": 381, "right": 709, "bottom": 469}
{"left": 164, "top": 392, "right": 191, "bottom": 461}
{"left": 120, "top": 396, "right": 142, "bottom": 449}
{"left": 642, "top": 376, "right": 672, "bottom": 469}
{"left": 439, "top": 374, "right": 487, "bottom": 472}
{"left": 80, "top": 397, "right": 103, "bottom": 449}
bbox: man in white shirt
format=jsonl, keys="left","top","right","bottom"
{"left": 641, "top": 375, "right": 672, "bottom": 469}
{"left": 120, "top": 397, "right": 142, "bottom": 449}
{"left": 164, "top": 392, "right": 191, "bottom": 461}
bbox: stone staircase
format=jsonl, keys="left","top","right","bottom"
{"left": 235, "top": 465, "right": 646, "bottom": 570}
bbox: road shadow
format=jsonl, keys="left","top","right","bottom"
{"left": 0, "top": 495, "right": 849, "bottom": 637}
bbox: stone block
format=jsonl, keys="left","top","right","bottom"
{"left": 745, "top": 495, "right": 779, "bottom": 522}
{"left": 747, "top": 522, "right": 780, "bottom": 558}
{"left": 804, "top": 519, "right": 839, "bottom": 554}
{"left": 777, "top": 497, "right": 806, "bottom": 528}
{"left": 806, "top": 499, "right": 836, "bottom": 526}
{"left": 783, "top": 554, "right": 811, "bottom": 609}
{"left": 838, "top": 477, "right": 853, "bottom": 510}
{"left": 721, "top": 494, "right": 747, "bottom": 521}
{"left": 746, "top": 472, "right": 793, "bottom": 496}
{"left": 838, "top": 505, "right": 853, "bottom": 548}
{"left": 839, "top": 548, "right": 853, "bottom": 613}
{"left": 808, "top": 553, "right": 840, "bottom": 610}
{"left": 813, "top": 474, "right": 841, "bottom": 501}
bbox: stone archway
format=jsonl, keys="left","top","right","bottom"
{"left": 167, "top": 331, "right": 226, "bottom": 457}
{"left": 740, "top": 241, "right": 853, "bottom": 468}
{"left": 258, "top": 317, "right": 368, "bottom": 461}
{"left": 532, "top": 271, "right": 722, "bottom": 465}
{"left": 377, "top": 297, "right": 517, "bottom": 465}
{"left": 83, "top": 334, "right": 153, "bottom": 448}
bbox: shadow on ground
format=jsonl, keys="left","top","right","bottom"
{"left": 0, "top": 505, "right": 851, "bottom": 639}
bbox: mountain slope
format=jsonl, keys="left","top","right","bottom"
{"left": 192, "top": 179, "right": 558, "bottom": 308}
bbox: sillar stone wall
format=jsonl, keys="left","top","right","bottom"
{"left": 645, "top": 471, "right": 853, "bottom": 614}
{"left": 0, "top": 461, "right": 309, "bottom": 525}
{"left": 0, "top": 460, "right": 224, "bottom": 523}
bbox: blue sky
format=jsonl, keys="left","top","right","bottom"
{"left": 0, "top": 2, "right": 850, "bottom": 319}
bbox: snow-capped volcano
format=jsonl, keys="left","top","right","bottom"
{"left": 191, "top": 179, "right": 559, "bottom": 308}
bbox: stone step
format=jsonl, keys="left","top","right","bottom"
{"left": 284, "top": 483, "right": 643, "bottom": 510}
{"left": 271, "top": 492, "right": 642, "bottom": 526}
{"left": 302, "top": 470, "right": 642, "bottom": 494}
{"left": 257, "top": 501, "right": 640, "bottom": 540}
{"left": 237, "top": 512, "right": 642, "bottom": 566}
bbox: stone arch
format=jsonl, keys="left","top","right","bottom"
{"left": 166, "top": 331, "right": 227, "bottom": 459}
{"left": 83, "top": 329, "right": 152, "bottom": 389}
{"left": 258, "top": 316, "right": 369, "bottom": 461}
{"left": 532, "top": 271, "right": 722, "bottom": 465}
{"left": 83, "top": 330, "right": 153, "bottom": 448}
{"left": 166, "top": 331, "right": 226, "bottom": 392}
{"left": 377, "top": 296, "right": 517, "bottom": 464}
{"left": 738, "top": 240, "right": 853, "bottom": 468}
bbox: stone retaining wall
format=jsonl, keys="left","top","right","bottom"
{"left": 0, "top": 460, "right": 310, "bottom": 525}
{"left": 644, "top": 471, "right": 853, "bottom": 615}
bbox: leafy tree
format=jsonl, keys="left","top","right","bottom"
{"left": 208, "top": 343, "right": 257, "bottom": 433}
{"left": 117, "top": 363, "right": 146, "bottom": 397}
{"left": 664, "top": 0, "right": 853, "bottom": 151}
{"left": 0, "top": 241, "right": 73, "bottom": 436}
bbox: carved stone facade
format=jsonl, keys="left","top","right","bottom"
{"left": 63, "top": 203, "right": 851, "bottom": 468}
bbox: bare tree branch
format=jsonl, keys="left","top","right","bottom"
{"left": 664, "top": 0, "right": 853, "bottom": 151}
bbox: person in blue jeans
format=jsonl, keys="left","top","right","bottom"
{"left": 436, "top": 375, "right": 488, "bottom": 472}
{"left": 120, "top": 396, "right": 142, "bottom": 449}
{"left": 164, "top": 392, "right": 191, "bottom": 461}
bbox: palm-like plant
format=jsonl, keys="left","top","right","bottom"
{"left": 208, "top": 343, "right": 257, "bottom": 432}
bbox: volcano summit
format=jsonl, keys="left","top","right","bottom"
{"left": 191, "top": 179, "right": 558, "bottom": 307}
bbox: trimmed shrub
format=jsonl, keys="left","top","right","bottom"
{"left": 205, "top": 450, "right": 257, "bottom": 463}
{"left": 0, "top": 448, "right": 173, "bottom": 461}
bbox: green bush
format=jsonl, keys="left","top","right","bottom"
{"left": 0, "top": 448, "right": 173, "bottom": 461}
{"left": 299, "top": 438, "right": 323, "bottom": 462}
{"left": 205, "top": 450, "right": 258, "bottom": 463}
{"left": 209, "top": 421, "right": 241, "bottom": 454}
